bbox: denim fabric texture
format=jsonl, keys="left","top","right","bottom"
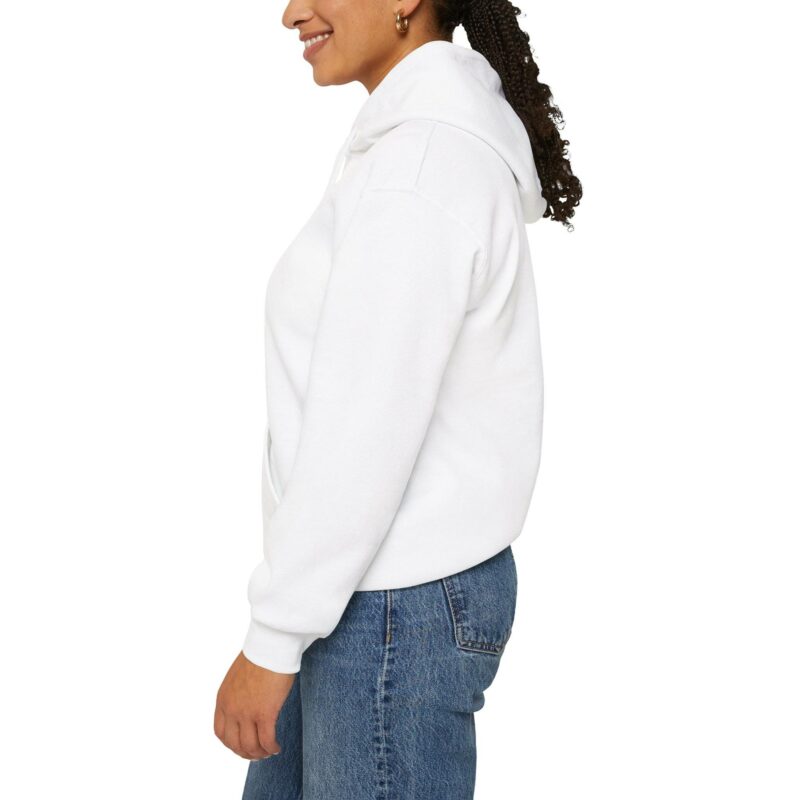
{"left": 242, "top": 544, "right": 518, "bottom": 800}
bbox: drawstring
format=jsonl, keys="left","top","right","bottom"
{"left": 334, "top": 151, "right": 348, "bottom": 183}
{"left": 330, "top": 128, "right": 359, "bottom": 186}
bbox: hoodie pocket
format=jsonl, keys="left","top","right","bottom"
{"left": 440, "top": 546, "right": 518, "bottom": 655}
{"left": 262, "top": 427, "right": 281, "bottom": 522}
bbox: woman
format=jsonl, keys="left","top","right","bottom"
{"left": 216, "top": 1, "right": 581, "bottom": 797}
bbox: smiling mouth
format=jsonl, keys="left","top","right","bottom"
{"left": 304, "top": 32, "right": 332, "bottom": 51}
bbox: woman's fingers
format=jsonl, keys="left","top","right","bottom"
{"left": 213, "top": 704, "right": 225, "bottom": 742}
{"left": 216, "top": 706, "right": 275, "bottom": 760}
{"left": 256, "top": 712, "right": 282, "bottom": 757}
{"left": 214, "top": 651, "right": 294, "bottom": 760}
{"left": 239, "top": 717, "right": 273, "bottom": 760}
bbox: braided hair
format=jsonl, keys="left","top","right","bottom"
{"left": 431, "top": 0, "right": 582, "bottom": 229}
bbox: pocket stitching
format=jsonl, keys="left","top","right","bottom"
{"left": 440, "top": 576, "right": 508, "bottom": 656}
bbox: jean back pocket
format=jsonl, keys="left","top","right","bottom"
{"left": 441, "top": 546, "right": 518, "bottom": 655}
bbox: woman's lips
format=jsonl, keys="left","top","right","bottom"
{"left": 303, "top": 34, "right": 332, "bottom": 62}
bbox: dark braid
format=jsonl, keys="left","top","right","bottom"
{"left": 431, "top": 0, "right": 582, "bottom": 229}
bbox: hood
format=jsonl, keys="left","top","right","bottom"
{"left": 330, "top": 39, "right": 547, "bottom": 224}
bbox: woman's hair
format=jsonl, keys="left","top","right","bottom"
{"left": 431, "top": 0, "right": 582, "bottom": 229}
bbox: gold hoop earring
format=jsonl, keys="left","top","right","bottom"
{"left": 395, "top": 10, "right": 409, "bottom": 34}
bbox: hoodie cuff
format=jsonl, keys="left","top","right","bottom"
{"left": 242, "top": 618, "right": 316, "bottom": 674}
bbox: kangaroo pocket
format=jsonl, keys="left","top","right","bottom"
{"left": 262, "top": 426, "right": 281, "bottom": 524}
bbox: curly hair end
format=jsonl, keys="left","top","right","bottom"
{"left": 431, "top": 0, "right": 582, "bottom": 229}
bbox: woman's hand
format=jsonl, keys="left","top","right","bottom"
{"left": 214, "top": 651, "right": 296, "bottom": 760}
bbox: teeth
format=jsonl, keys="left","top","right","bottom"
{"left": 304, "top": 32, "right": 331, "bottom": 48}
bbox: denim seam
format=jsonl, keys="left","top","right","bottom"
{"left": 373, "top": 589, "right": 394, "bottom": 800}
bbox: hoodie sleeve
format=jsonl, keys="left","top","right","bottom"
{"left": 242, "top": 186, "right": 484, "bottom": 673}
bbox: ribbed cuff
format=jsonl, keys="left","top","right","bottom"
{"left": 242, "top": 618, "right": 316, "bottom": 674}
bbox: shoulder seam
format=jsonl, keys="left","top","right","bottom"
{"left": 411, "top": 121, "right": 438, "bottom": 189}
{"left": 362, "top": 185, "right": 489, "bottom": 280}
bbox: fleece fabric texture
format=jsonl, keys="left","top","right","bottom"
{"left": 243, "top": 39, "right": 547, "bottom": 674}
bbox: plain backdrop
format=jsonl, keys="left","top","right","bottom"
{"left": 1, "top": 1, "right": 798, "bottom": 797}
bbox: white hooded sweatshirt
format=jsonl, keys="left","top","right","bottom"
{"left": 242, "top": 39, "right": 547, "bottom": 673}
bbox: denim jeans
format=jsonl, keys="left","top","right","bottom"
{"left": 242, "top": 545, "right": 517, "bottom": 800}
{"left": 242, "top": 544, "right": 518, "bottom": 800}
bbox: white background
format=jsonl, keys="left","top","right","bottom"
{"left": 1, "top": 1, "right": 798, "bottom": 797}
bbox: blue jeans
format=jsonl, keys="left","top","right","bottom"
{"left": 242, "top": 544, "right": 518, "bottom": 800}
